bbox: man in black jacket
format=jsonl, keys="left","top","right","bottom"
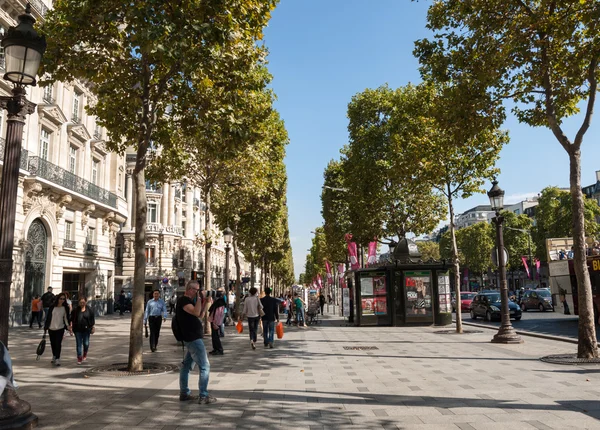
{"left": 260, "top": 287, "right": 279, "bottom": 348}
{"left": 40, "top": 287, "right": 55, "bottom": 322}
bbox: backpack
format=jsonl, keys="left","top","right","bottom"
{"left": 171, "top": 312, "right": 183, "bottom": 341}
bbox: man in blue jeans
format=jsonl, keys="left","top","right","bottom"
{"left": 176, "top": 280, "right": 216, "bottom": 405}
{"left": 260, "top": 287, "right": 280, "bottom": 348}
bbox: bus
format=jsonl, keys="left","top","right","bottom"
{"left": 570, "top": 256, "right": 600, "bottom": 324}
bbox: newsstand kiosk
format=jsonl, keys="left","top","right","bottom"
{"left": 346, "top": 238, "right": 453, "bottom": 327}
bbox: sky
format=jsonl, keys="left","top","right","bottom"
{"left": 262, "top": 0, "right": 600, "bottom": 279}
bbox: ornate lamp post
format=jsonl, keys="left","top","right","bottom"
{"left": 0, "top": 4, "right": 46, "bottom": 428}
{"left": 223, "top": 227, "right": 233, "bottom": 292}
{"left": 488, "top": 180, "right": 523, "bottom": 344}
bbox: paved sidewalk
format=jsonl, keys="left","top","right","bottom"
{"left": 6, "top": 310, "right": 600, "bottom": 429}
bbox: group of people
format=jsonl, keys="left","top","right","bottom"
{"left": 37, "top": 287, "right": 96, "bottom": 366}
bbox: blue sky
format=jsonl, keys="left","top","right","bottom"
{"left": 263, "top": 0, "right": 600, "bottom": 279}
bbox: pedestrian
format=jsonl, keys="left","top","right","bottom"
{"left": 218, "top": 288, "right": 226, "bottom": 336}
{"left": 294, "top": 293, "right": 305, "bottom": 326}
{"left": 43, "top": 293, "right": 71, "bottom": 367}
{"left": 70, "top": 297, "right": 95, "bottom": 365}
{"left": 177, "top": 280, "right": 216, "bottom": 404}
{"left": 41, "top": 286, "right": 55, "bottom": 322}
{"left": 64, "top": 291, "right": 73, "bottom": 313}
{"left": 260, "top": 287, "right": 279, "bottom": 348}
{"left": 240, "top": 286, "right": 263, "bottom": 350}
{"left": 228, "top": 289, "right": 236, "bottom": 320}
{"left": 118, "top": 290, "right": 126, "bottom": 315}
{"left": 208, "top": 290, "right": 226, "bottom": 355}
{"left": 169, "top": 294, "right": 177, "bottom": 315}
{"left": 144, "top": 289, "right": 167, "bottom": 352}
{"left": 29, "top": 294, "right": 42, "bottom": 329}
{"left": 286, "top": 294, "right": 294, "bottom": 326}
{"left": 319, "top": 293, "right": 325, "bottom": 315}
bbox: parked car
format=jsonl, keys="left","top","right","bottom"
{"left": 521, "top": 289, "right": 554, "bottom": 312}
{"left": 470, "top": 292, "right": 522, "bottom": 322}
{"left": 452, "top": 292, "right": 478, "bottom": 312}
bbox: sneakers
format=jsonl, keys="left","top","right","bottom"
{"left": 55, "top": 359, "right": 61, "bottom": 367}
{"left": 198, "top": 395, "right": 217, "bottom": 405}
{"left": 269, "top": 343, "right": 273, "bottom": 349}
{"left": 77, "top": 356, "right": 83, "bottom": 365}
{"left": 83, "top": 352, "right": 87, "bottom": 361}
{"left": 179, "top": 393, "right": 199, "bottom": 402}
{"left": 251, "top": 341, "right": 256, "bottom": 350}
{"left": 51, "top": 356, "right": 56, "bottom": 364}
{"left": 208, "top": 350, "right": 224, "bottom": 355}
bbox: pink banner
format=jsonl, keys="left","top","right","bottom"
{"left": 521, "top": 256, "right": 530, "bottom": 278}
{"left": 345, "top": 233, "right": 360, "bottom": 269}
{"left": 317, "top": 274, "right": 323, "bottom": 289}
{"left": 367, "top": 241, "right": 377, "bottom": 266}
{"left": 325, "top": 260, "right": 333, "bottom": 285}
{"left": 535, "top": 259, "right": 541, "bottom": 279}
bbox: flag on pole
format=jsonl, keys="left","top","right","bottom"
{"left": 521, "top": 256, "right": 530, "bottom": 279}
{"left": 367, "top": 240, "right": 377, "bottom": 266}
{"left": 345, "top": 233, "right": 360, "bottom": 269}
{"left": 317, "top": 274, "right": 323, "bottom": 289}
{"left": 325, "top": 260, "right": 333, "bottom": 285}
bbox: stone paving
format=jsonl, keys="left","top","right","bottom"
{"left": 6, "top": 308, "right": 600, "bottom": 429}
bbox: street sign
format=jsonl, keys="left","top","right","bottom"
{"left": 162, "top": 277, "right": 169, "bottom": 284}
{"left": 491, "top": 246, "right": 509, "bottom": 267}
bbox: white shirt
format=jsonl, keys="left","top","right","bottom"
{"left": 48, "top": 306, "right": 69, "bottom": 331}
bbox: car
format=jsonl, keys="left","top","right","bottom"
{"left": 470, "top": 292, "right": 522, "bottom": 322}
{"left": 452, "top": 292, "right": 478, "bottom": 312}
{"left": 521, "top": 289, "right": 554, "bottom": 312}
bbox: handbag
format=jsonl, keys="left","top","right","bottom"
{"left": 36, "top": 332, "right": 46, "bottom": 361}
{"left": 236, "top": 320, "right": 243, "bottom": 334}
{"left": 258, "top": 299, "right": 265, "bottom": 317}
{"left": 276, "top": 321, "right": 284, "bottom": 339}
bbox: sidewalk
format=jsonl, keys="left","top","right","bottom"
{"left": 6, "top": 310, "right": 600, "bottom": 429}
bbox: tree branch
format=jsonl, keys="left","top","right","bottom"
{"left": 574, "top": 56, "right": 599, "bottom": 148}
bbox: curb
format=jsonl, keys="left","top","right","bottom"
{"left": 459, "top": 320, "right": 578, "bottom": 345}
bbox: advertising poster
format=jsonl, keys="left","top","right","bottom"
{"left": 374, "top": 296, "right": 387, "bottom": 315}
{"left": 342, "top": 287, "right": 350, "bottom": 316}
{"left": 373, "top": 276, "right": 386, "bottom": 295}
{"left": 360, "top": 277, "right": 374, "bottom": 296}
{"left": 362, "top": 297, "right": 374, "bottom": 315}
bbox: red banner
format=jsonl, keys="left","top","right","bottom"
{"left": 535, "top": 259, "right": 541, "bottom": 279}
{"left": 367, "top": 240, "right": 377, "bottom": 267}
{"left": 521, "top": 256, "right": 530, "bottom": 278}
{"left": 317, "top": 274, "right": 323, "bottom": 289}
{"left": 325, "top": 260, "right": 333, "bottom": 285}
{"left": 345, "top": 233, "right": 360, "bottom": 269}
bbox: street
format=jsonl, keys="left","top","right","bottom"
{"left": 456, "top": 308, "right": 598, "bottom": 341}
{"left": 6, "top": 310, "right": 600, "bottom": 429}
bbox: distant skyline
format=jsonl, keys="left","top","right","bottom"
{"left": 263, "top": 1, "right": 600, "bottom": 279}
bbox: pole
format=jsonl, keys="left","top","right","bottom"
{"left": 491, "top": 214, "right": 523, "bottom": 344}
{"left": 224, "top": 244, "right": 230, "bottom": 293}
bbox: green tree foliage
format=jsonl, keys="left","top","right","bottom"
{"left": 415, "top": 0, "right": 600, "bottom": 356}
{"left": 533, "top": 187, "right": 600, "bottom": 261}
{"left": 417, "top": 241, "right": 440, "bottom": 262}
{"left": 303, "top": 227, "right": 327, "bottom": 284}
{"left": 342, "top": 85, "right": 446, "bottom": 246}
{"left": 41, "top": 0, "right": 278, "bottom": 370}
{"left": 457, "top": 222, "right": 494, "bottom": 283}
{"left": 321, "top": 159, "right": 351, "bottom": 264}
{"left": 502, "top": 211, "right": 537, "bottom": 272}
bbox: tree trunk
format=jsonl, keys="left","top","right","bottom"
{"left": 569, "top": 149, "right": 598, "bottom": 358}
{"left": 447, "top": 184, "right": 463, "bottom": 334}
{"left": 128, "top": 143, "right": 148, "bottom": 372}
{"left": 251, "top": 258, "right": 255, "bottom": 292}
{"left": 203, "top": 188, "right": 212, "bottom": 336}
{"left": 233, "top": 238, "right": 242, "bottom": 318}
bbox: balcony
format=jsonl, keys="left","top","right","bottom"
{"left": 28, "top": 157, "right": 118, "bottom": 209}
{"left": 0, "top": 138, "right": 30, "bottom": 170}
{"left": 93, "top": 130, "right": 102, "bottom": 140}
{"left": 63, "top": 239, "right": 76, "bottom": 250}
{"left": 85, "top": 243, "right": 98, "bottom": 255}
{"left": 30, "top": 0, "right": 49, "bottom": 17}
{"left": 146, "top": 257, "right": 157, "bottom": 267}
{"left": 42, "top": 94, "right": 55, "bottom": 104}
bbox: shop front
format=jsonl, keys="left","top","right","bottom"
{"left": 351, "top": 262, "right": 452, "bottom": 327}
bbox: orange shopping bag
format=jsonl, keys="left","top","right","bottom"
{"left": 236, "top": 320, "right": 243, "bottom": 334}
{"left": 276, "top": 321, "right": 284, "bottom": 339}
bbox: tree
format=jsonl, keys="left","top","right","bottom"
{"left": 533, "top": 187, "right": 600, "bottom": 261}
{"left": 342, "top": 85, "right": 446, "bottom": 247}
{"left": 457, "top": 222, "right": 494, "bottom": 285}
{"left": 502, "top": 211, "right": 536, "bottom": 275}
{"left": 415, "top": 0, "right": 600, "bottom": 357}
{"left": 417, "top": 241, "right": 440, "bottom": 262}
{"left": 321, "top": 160, "right": 351, "bottom": 264}
{"left": 42, "top": 0, "right": 278, "bottom": 370}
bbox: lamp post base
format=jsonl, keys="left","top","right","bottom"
{"left": 491, "top": 325, "right": 523, "bottom": 344}
{"left": 0, "top": 387, "right": 38, "bottom": 429}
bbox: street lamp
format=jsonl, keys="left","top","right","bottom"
{"left": 223, "top": 227, "right": 233, "bottom": 292}
{"left": 0, "top": 4, "right": 46, "bottom": 428}
{"left": 488, "top": 180, "right": 523, "bottom": 344}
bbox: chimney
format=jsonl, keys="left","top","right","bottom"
{"left": 596, "top": 170, "right": 600, "bottom": 182}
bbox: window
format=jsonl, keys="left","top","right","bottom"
{"left": 91, "top": 159, "right": 99, "bottom": 185}
{"left": 43, "top": 84, "right": 53, "bottom": 103}
{"left": 39, "top": 129, "right": 50, "bottom": 161}
{"left": 65, "top": 221, "right": 73, "bottom": 240}
{"left": 87, "top": 227, "right": 95, "bottom": 244}
{"left": 72, "top": 91, "right": 81, "bottom": 122}
{"left": 147, "top": 202, "right": 157, "bottom": 223}
{"left": 69, "top": 146, "right": 76, "bottom": 173}
{"left": 182, "top": 221, "right": 186, "bottom": 233}
{"left": 94, "top": 124, "right": 102, "bottom": 139}
{"left": 145, "top": 247, "right": 155, "bottom": 264}
{"left": 118, "top": 173, "right": 122, "bottom": 191}
{"left": 0, "top": 27, "right": 5, "bottom": 69}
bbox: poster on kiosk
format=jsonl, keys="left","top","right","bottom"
{"left": 342, "top": 288, "right": 350, "bottom": 317}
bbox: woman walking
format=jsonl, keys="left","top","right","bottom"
{"left": 70, "top": 297, "right": 95, "bottom": 365}
{"left": 240, "top": 287, "right": 263, "bottom": 350}
{"left": 43, "top": 293, "right": 71, "bottom": 366}
{"left": 208, "top": 290, "right": 226, "bottom": 355}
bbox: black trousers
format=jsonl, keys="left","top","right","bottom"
{"left": 29, "top": 311, "right": 42, "bottom": 327}
{"left": 48, "top": 328, "right": 65, "bottom": 359}
{"left": 148, "top": 316, "right": 162, "bottom": 350}
{"left": 211, "top": 326, "right": 223, "bottom": 352}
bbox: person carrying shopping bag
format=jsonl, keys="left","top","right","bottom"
{"left": 240, "top": 287, "right": 263, "bottom": 350}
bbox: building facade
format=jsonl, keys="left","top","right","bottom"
{"left": 454, "top": 205, "right": 495, "bottom": 230}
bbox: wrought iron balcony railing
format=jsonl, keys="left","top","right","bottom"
{"left": 146, "top": 257, "right": 157, "bottom": 267}
{"left": 0, "top": 138, "right": 30, "bottom": 170}
{"left": 30, "top": 0, "right": 49, "bottom": 17}
{"left": 85, "top": 243, "right": 98, "bottom": 254}
{"left": 93, "top": 130, "right": 102, "bottom": 140}
{"left": 71, "top": 114, "right": 80, "bottom": 124}
{"left": 63, "top": 239, "right": 76, "bottom": 249}
{"left": 42, "top": 94, "right": 55, "bottom": 104}
{"left": 28, "top": 157, "right": 118, "bottom": 208}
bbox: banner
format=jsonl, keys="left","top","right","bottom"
{"left": 325, "top": 260, "right": 333, "bottom": 285}
{"left": 345, "top": 233, "right": 360, "bottom": 269}
{"left": 522, "top": 256, "right": 530, "bottom": 278}
{"left": 535, "top": 259, "right": 541, "bottom": 279}
{"left": 317, "top": 274, "right": 323, "bottom": 289}
{"left": 367, "top": 241, "right": 377, "bottom": 266}
{"left": 338, "top": 263, "right": 346, "bottom": 288}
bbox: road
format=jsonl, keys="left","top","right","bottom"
{"left": 455, "top": 308, "right": 600, "bottom": 340}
